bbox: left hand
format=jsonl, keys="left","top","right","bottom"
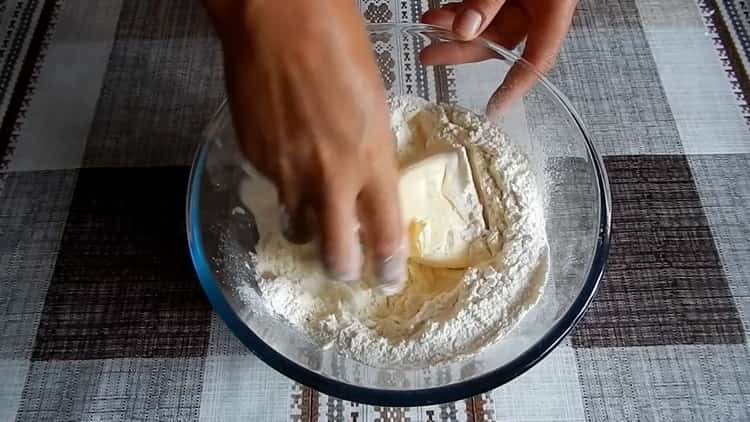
{"left": 421, "top": 0, "right": 577, "bottom": 112}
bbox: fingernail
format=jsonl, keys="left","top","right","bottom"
{"left": 375, "top": 246, "right": 407, "bottom": 295}
{"left": 454, "top": 9, "right": 482, "bottom": 39}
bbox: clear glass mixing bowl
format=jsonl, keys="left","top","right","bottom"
{"left": 187, "top": 24, "right": 611, "bottom": 406}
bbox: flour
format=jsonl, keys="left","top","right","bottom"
{"left": 236, "top": 96, "right": 548, "bottom": 368}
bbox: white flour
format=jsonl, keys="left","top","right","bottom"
{"left": 236, "top": 96, "right": 548, "bottom": 367}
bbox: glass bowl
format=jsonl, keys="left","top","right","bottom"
{"left": 187, "top": 24, "right": 611, "bottom": 406}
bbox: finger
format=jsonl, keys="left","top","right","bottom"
{"left": 453, "top": 0, "right": 507, "bottom": 40}
{"left": 420, "top": 5, "right": 492, "bottom": 65}
{"left": 520, "top": 2, "right": 574, "bottom": 74}
{"left": 487, "top": 3, "right": 574, "bottom": 114}
{"left": 420, "top": 3, "right": 462, "bottom": 28}
{"left": 358, "top": 168, "right": 406, "bottom": 294}
{"left": 317, "top": 182, "right": 362, "bottom": 282}
{"left": 273, "top": 156, "right": 315, "bottom": 244}
{"left": 420, "top": 40, "right": 496, "bottom": 65}
{"left": 420, "top": 4, "right": 526, "bottom": 66}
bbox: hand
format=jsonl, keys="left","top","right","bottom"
{"left": 204, "top": 0, "right": 405, "bottom": 287}
{"left": 421, "top": 0, "right": 576, "bottom": 112}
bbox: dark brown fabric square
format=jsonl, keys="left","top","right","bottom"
{"left": 572, "top": 155, "right": 745, "bottom": 348}
{"left": 32, "top": 167, "right": 211, "bottom": 360}
{"left": 82, "top": 0, "right": 224, "bottom": 167}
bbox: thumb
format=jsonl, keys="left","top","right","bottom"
{"left": 487, "top": 3, "right": 573, "bottom": 115}
{"left": 453, "top": 0, "right": 507, "bottom": 40}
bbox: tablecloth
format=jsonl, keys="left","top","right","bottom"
{"left": 1, "top": 0, "right": 749, "bottom": 421}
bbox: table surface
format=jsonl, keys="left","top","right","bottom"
{"left": 1, "top": 1, "right": 749, "bottom": 421}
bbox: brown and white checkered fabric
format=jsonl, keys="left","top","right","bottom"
{"left": 1, "top": 0, "right": 749, "bottom": 421}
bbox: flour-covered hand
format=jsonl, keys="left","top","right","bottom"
{"left": 204, "top": 0, "right": 405, "bottom": 287}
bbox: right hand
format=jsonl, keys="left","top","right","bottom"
{"left": 203, "top": 0, "right": 406, "bottom": 287}
{"left": 421, "top": 0, "right": 576, "bottom": 113}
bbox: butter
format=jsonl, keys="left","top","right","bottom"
{"left": 398, "top": 148, "right": 485, "bottom": 268}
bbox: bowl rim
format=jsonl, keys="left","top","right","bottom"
{"left": 186, "top": 23, "right": 612, "bottom": 407}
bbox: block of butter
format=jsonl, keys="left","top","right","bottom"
{"left": 398, "top": 147, "right": 485, "bottom": 268}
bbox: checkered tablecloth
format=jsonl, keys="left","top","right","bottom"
{"left": 1, "top": 1, "right": 749, "bottom": 421}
